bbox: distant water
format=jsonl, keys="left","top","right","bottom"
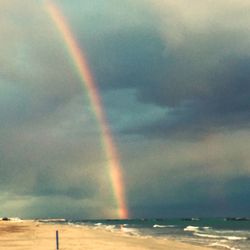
{"left": 62, "top": 218, "right": 250, "bottom": 250}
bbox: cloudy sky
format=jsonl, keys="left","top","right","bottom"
{"left": 1, "top": 0, "right": 250, "bottom": 219}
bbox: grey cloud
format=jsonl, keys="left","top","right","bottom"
{"left": 68, "top": 0, "right": 250, "bottom": 138}
{"left": 122, "top": 130, "right": 250, "bottom": 217}
{"left": 112, "top": 6, "right": 250, "bottom": 137}
{"left": 125, "top": 55, "right": 250, "bottom": 138}
{"left": 0, "top": 1, "right": 119, "bottom": 218}
{"left": 0, "top": 0, "right": 84, "bottom": 128}
{"left": 86, "top": 29, "right": 166, "bottom": 91}
{"left": 1, "top": 0, "right": 250, "bottom": 219}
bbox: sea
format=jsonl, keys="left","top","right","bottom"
{"left": 61, "top": 218, "right": 250, "bottom": 250}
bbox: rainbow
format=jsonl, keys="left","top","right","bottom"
{"left": 45, "top": 1, "right": 129, "bottom": 219}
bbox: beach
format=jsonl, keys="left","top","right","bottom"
{"left": 0, "top": 220, "right": 215, "bottom": 250}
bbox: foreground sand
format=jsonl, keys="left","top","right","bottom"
{"left": 0, "top": 220, "right": 215, "bottom": 250}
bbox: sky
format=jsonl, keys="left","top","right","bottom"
{"left": 0, "top": 0, "right": 250, "bottom": 219}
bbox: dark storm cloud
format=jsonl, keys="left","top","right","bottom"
{"left": 87, "top": 29, "right": 166, "bottom": 90}
{"left": 61, "top": 0, "right": 250, "bottom": 217}
{"left": 101, "top": 9, "right": 250, "bottom": 138}
{"left": 122, "top": 129, "right": 250, "bottom": 217}
{"left": 130, "top": 176, "right": 250, "bottom": 218}
{"left": 0, "top": 1, "right": 117, "bottom": 218}
{"left": 1, "top": 0, "right": 250, "bottom": 219}
{"left": 124, "top": 55, "right": 250, "bottom": 138}
{"left": 65, "top": 0, "right": 250, "bottom": 139}
{"left": 127, "top": 55, "right": 250, "bottom": 138}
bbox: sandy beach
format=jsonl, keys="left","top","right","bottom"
{"left": 0, "top": 220, "right": 216, "bottom": 250}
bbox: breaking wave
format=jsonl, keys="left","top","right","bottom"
{"left": 184, "top": 226, "right": 199, "bottom": 232}
{"left": 153, "top": 224, "right": 175, "bottom": 228}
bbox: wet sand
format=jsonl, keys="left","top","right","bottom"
{"left": 0, "top": 220, "right": 215, "bottom": 250}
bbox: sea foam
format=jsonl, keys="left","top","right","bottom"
{"left": 153, "top": 224, "right": 175, "bottom": 228}
{"left": 194, "top": 232, "right": 247, "bottom": 241}
{"left": 184, "top": 226, "right": 199, "bottom": 232}
{"left": 210, "top": 242, "right": 241, "bottom": 250}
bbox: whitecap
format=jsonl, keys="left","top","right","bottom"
{"left": 153, "top": 224, "right": 175, "bottom": 228}
{"left": 153, "top": 224, "right": 166, "bottom": 228}
{"left": 120, "top": 227, "right": 140, "bottom": 236}
{"left": 226, "top": 236, "right": 247, "bottom": 241}
{"left": 194, "top": 232, "right": 221, "bottom": 239}
{"left": 105, "top": 225, "right": 116, "bottom": 231}
{"left": 194, "top": 232, "right": 247, "bottom": 241}
{"left": 210, "top": 242, "right": 240, "bottom": 250}
{"left": 184, "top": 226, "right": 199, "bottom": 232}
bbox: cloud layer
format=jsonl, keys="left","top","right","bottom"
{"left": 0, "top": 0, "right": 250, "bottom": 218}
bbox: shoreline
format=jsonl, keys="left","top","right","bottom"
{"left": 0, "top": 220, "right": 215, "bottom": 249}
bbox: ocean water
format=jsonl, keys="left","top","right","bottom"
{"left": 66, "top": 218, "right": 250, "bottom": 250}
